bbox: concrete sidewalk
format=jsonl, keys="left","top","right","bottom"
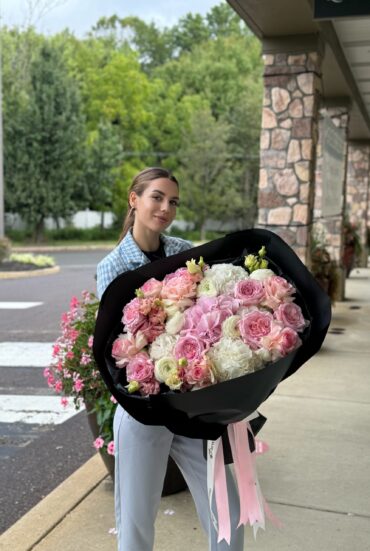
{"left": 2, "top": 268, "right": 370, "bottom": 551}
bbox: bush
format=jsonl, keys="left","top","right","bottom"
{"left": 0, "top": 237, "right": 11, "bottom": 263}
{"left": 9, "top": 253, "right": 56, "bottom": 267}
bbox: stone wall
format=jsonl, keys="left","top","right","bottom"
{"left": 346, "top": 143, "right": 370, "bottom": 265}
{"left": 257, "top": 51, "right": 322, "bottom": 264}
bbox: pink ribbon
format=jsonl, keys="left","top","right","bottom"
{"left": 209, "top": 418, "right": 280, "bottom": 544}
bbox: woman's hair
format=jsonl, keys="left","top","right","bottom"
{"left": 118, "top": 167, "right": 179, "bottom": 243}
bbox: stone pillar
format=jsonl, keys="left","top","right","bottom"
{"left": 346, "top": 143, "right": 370, "bottom": 266}
{"left": 257, "top": 39, "right": 323, "bottom": 266}
{"left": 314, "top": 105, "right": 349, "bottom": 262}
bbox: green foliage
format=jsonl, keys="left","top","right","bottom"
{"left": 9, "top": 253, "right": 55, "bottom": 267}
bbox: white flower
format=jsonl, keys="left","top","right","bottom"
{"left": 165, "top": 311, "right": 185, "bottom": 335}
{"left": 154, "top": 356, "right": 178, "bottom": 383}
{"left": 203, "top": 264, "right": 247, "bottom": 295}
{"left": 207, "top": 337, "right": 255, "bottom": 381}
{"left": 149, "top": 334, "right": 177, "bottom": 361}
{"left": 162, "top": 298, "right": 193, "bottom": 317}
{"left": 197, "top": 277, "right": 218, "bottom": 297}
{"left": 249, "top": 269, "right": 275, "bottom": 281}
{"left": 221, "top": 315, "right": 241, "bottom": 339}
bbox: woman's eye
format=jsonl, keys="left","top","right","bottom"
{"left": 170, "top": 200, "right": 179, "bottom": 207}
{"left": 152, "top": 196, "right": 161, "bottom": 201}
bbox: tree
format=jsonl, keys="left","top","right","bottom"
{"left": 85, "top": 121, "right": 124, "bottom": 228}
{"left": 4, "top": 42, "right": 87, "bottom": 241}
{"left": 177, "top": 108, "right": 250, "bottom": 240}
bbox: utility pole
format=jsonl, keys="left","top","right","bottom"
{"left": 0, "top": 2, "right": 4, "bottom": 239}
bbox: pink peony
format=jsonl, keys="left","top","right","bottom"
{"left": 161, "top": 269, "right": 197, "bottom": 301}
{"left": 174, "top": 335, "right": 206, "bottom": 362}
{"left": 263, "top": 275, "right": 295, "bottom": 310}
{"left": 238, "top": 310, "right": 274, "bottom": 350}
{"left": 139, "top": 278, "right": 162, "bottom": 298}
{"left": 122, "top": 297, "right": 146, "bottom": 334}
{"left": 93, "top": 437, "right": 104, "bottom": 450}
{"left": 126, "top": 352, "right": 154, "bottom": 382}
{"left": 274, "top": 303, "right": 307, "bottom": 332}
{"left": 107, "top": 441, "right": 115, "bottom": 455}
{"left": 262, "top": 325, "right": 301, "bottom": 359}
{"left": 234, "top": 279, "right": 265, "bottom": 306}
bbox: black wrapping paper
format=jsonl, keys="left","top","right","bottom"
{"left": 93, "top": 229, "right": 331, "bottom": 441}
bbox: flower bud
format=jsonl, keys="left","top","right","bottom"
{"left": 126, "top": 380, "right": 140, "bottom": 393}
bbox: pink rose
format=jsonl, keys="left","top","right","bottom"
{"left": 112, "top": 333, "right": 147, "bottom": 367}
{"left": 139, "top": 378, "right": 161, "bottom": 396}
{"left": 263, "top": 275, "right": 295, "bottom": 310}
{"left": 139, "top": 278, "right": 162, "bottom": 298}
{"left": 238, "top": 310, "right": 274, "bottom": 350}
{"left": 185, "top": 357, "right": 214, "bottom": 387}
{"left": 262, "top": 325, "right": 301, "bottom": 359}
{"left": 234, "top": 279, "right": 265, "bottom": 306}
{"left": 107, "top": 441, "right": 115, "bottom": 455}
{"left": 122, "top": 297, "right": 146, "bottom": 334}
{"left": 126, "top": 352, "right": 154, "bottom": 382}
{"left": 174, "top": 335, "right": 206, "bottom": 362}
{"left": 274, "top": 303, "right": 307, "bottom": 332}
{"left": 161, "top": 270, "right": 197, "bottom": 301}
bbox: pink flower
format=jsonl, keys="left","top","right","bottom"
{"left": 52, "top": 344, "right": 61, "bottom": 357}
{"left": 88, "top": 335, "right": 94, "bottom": 348}
{"left": 139, "top": 278, "right": 162, "bottom": 298}
{"left": 47, "top": 374, "right": 55, "bottom": 387}
{"left": 66, "top": 351, "right": 74, "bottom": 360}
{"left": 93, "top": 437, "right": 104, "bottom": 450}
{"left": 73, "top": 378, "right": 84, "bottom": 392}
{"left": 262, "top": 325, "right": 302, "bottom": 359}
{"left": 107, "top": 441, "right": 115, "bottom": 455}
{"left": 126, "top": 352, "right": 154, "bottom": 382}
{"left": 216, "top": 295, "right": 240, "bottom": 314}
{"left": 61, "top": 397, "right": 69, "bottom": 408}
{"left": 122, "top": 297, "right": 146, "bottom": 334}
{"left": 234, "top": 279, "right": 265, "bottom": 306}
{"left": 197, "top": 310, "right": 224, "bottom": 345}
{"left": 43, "top": 367, "right": 51, "bottom": 378}
{"left": 238, "top": 310, "right": 274, "bottom": 350}
{"left": 112, "top": 334, "right": 143, "bottom": 367}
{"left": 139, "top": 321, "right": 165, "bottom": 344}
{"left": 54, "top": 380, "right": 63, "bottom": 393}
{"left": 161, "top": 269, "right": 197, "bottom": 301}
{"left": 174, "top": 335, "right": 206, "bottom": 362}
{"left": 110, "top": 395, "right": 118, "bottom": 404}
{"left": 139, "top": 379, "right": 161, "bottom": 396}
{"left": 185, "top": 357, "right": 214, "bottom": 387}
{"left": 81, "top": 353, "right": 91, "bottom": 365}
{"left": 274, "top": 303, "right": 307, "bottom": 332}
{"left": 263, "top": 276, "right": 295, "bottom": 310}
{"left": 70, "top": 296, "right": 79, "bottom": 309}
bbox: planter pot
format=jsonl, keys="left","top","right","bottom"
{"left": 85, "top": 403, "right": 187, "bottom": 496}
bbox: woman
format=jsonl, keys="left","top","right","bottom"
{"left": 96, "top": 167, "right": 244, "bottom": 551}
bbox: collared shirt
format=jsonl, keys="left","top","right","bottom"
{"left": 96, "top": 230, "right": 193, "bottom": 298}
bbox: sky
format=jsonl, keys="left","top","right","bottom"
{"left": 0, "top": 0, "right": 223, "bottom": 36}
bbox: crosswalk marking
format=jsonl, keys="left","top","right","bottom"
{"left": 0, "top": 395, "right": 83, "bottom": 425}
{"left": 0, "top": 302, "right": 43, "bottom": 309}
{"left": 0, "top": 342, "right": 53, "bottom": 367}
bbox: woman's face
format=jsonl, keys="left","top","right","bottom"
{"left": 130, "top": 178, "right": 179, "bottom": 234}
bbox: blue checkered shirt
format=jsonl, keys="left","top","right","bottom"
{"left": 96, "top": 230, "right": 193, "bottom": 298}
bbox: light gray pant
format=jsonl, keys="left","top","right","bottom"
{"left": 113, "top": 405, "right": 244, "bottom": 551}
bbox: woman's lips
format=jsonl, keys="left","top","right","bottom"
{"left": 155, "top": 216, "right": 169, "bottom": 223}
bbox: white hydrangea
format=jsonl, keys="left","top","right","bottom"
{"left": 207, "top": 337, "right": 255, "bottom": 382}
{"left": 149, "top": 333, "right": 177, "bottom": 361}
{"left": 202, "top": 264, "right": 247, "bottom": 295}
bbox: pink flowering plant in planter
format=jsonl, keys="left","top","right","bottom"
{"left": 44, "top": 291, "right": 116, "bottom": 456}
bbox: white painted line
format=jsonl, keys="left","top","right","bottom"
{"left": 0, "top": 395, "right": 84, "bottom": 425}
{"left": 0, "top": 342, "right": 53, "bottom": 367}
{"left": 0, "top": 302, "right": 43, "bottom": 309}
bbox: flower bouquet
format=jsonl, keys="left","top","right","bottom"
{"left": 93, "top": 229, "right": 331, "bottom": 543}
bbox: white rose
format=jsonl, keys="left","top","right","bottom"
{"left": 165, "top": 311, "right": 185, "bottom": 335}
{"left": 207, "top": 337, "right": 254, "bottom": 382}
{"left": 154, "top": 356, "right": 178, "bottom": 383}
{"left": 197, "top": 277, "right": 218, "bottom": 297}
{"left": 249, "top": 269, "right": 275, "bottom": 281}
{"left": 221, "top": 315, "right": 241, "bottom": 339}
{"left": 149, "top": 333, "right": 177, "bottom": 361}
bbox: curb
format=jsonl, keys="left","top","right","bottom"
{"left": 0, "top": 454, "right": 107, "bottom": 551}
{"left": 12, "top": 245, "right": 114, "bottom": 253}
{"left": 0, "top": 266, "right": 60, "bottom": 280}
